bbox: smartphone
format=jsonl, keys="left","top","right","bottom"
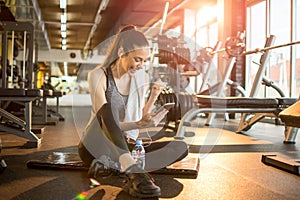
{"left": 154, "top": 102, "right": 175, "bottom": 114}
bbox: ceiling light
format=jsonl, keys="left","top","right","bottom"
{"left": 63, "top": 62, "right": 68, "bottom": 76}
{"left": 62, "top": 38, "right": 67, "bottom": 45}
{"left": 62, "top": 44, "right": 67, "bottom": 50}
{"left": 100, "top": 0, "right": 109, "bottom": 11}
{"left": 61, "top": 23, "right": 67, "bottom": 31}
{"left": 95, "top": 14, "right": 102, "bottom": 24}
{"left": 60, "top": 0, "right": 67, "bottom": 9}
{"left": 160, "top": 1, "right": 170, "bottom": 35}
{"left": 61, "top": 13, "right": 67, "bottom": 23}
{"left": 61, "top": 31, "right": 67, "bottom": 38}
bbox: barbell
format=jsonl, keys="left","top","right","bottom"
{"left": 200, "top": 32, "right": 246, "bottom": 57}
{"left": 241, "top": 40, "right": 300, "bottom": 56}
{"left": 205, "top": 34, "right": 300, "bottom": 57}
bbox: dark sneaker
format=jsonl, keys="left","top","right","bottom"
{"left": 87, "top": 155, "right": 121, "bottom": 178}
{"left": 123, "top": 164, "right": 161, "bottom": 198}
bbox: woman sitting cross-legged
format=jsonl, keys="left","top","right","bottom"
{"left": 78, "top": 24, "right": 188, "bottom": 198}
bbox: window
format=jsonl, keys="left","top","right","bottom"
{"left": 269, "top": 0, "right": 291, "bottom": 97}
{"left": 246, "top": 1, "right": 266, "bottom": 96}
{"left": 246, "top": 0, "right": 299, "bottom": 97}
{"left": 294, "top": 0, "right": 300, "bottom": 96}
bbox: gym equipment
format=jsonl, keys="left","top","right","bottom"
{"left": 155, "top": 33, "right": 295, "bottom": 138}
{"left": 279, "top": 100, "right": 300, "bottom": 128}
{"left": 202, "top": 32, "right": 299, "bottom": 64}
{"left": 0, "top": 88, "right": 43, "bottom": 147}
{"left": 174, "top": 34, "right": 300, "bottom": 143}
{"left": 235, "top": 40, "right": 300, "bottom": 57}
{"left": 156, "top": 35, "right": 191, "bottom": 65}
{"left": 0, "top": 21, "right": 63, "bottom": 127}
{"left": 153, "top": 35, "right": 247, "bottom": 136}
{"left": 261, "top": 155, "right": 300, "bottom": 175}
{"left": 148, "top": 34, "right": 193, "bottom": 137}
{"left": 236, "top": 35, "right": 290, "bottom": 133}
{"left": 197, "top": 35, "right": 295, "bottom": 132}
{"left": 203, "top": 33, "right": 246, "bottom": 126}
{"left": 45, "top": 91, "right": 65, "bottom": 122}
{"left": 1, "top": 88, "right": 64, "bottom": 126}
{"left": 262, "top": 100, "right": 300, "bottom": 175}
{"left": 1, "top": 21, "right": 34, "bottom": 89}
{"left": 194, "top": 33, "right": 247, "bottom": 126}
{"left": 197, "top": 41, "right": 223, "bottom": 93}
{"left": 197, "top": 31, "right": 246, "bottom": 59}
{"left": 175, "top": 95, "right": 297, "bottom": 140}
{"left": 33, "top": 89, "right": 58, "bottom": 125}
{"left": 41, "top": 89, "right": 64, "bottom": 123}
{"left": 212, "top": 32, "right": 300, "bottom": 58}
{"left": 26, "top": 152, "right": 200, "bottom": 178}
{"left": 0, "top": 21, "right": 43, "bottom": 147}
{"left": 42, "top": 81, "right": 65, "bottom": 120}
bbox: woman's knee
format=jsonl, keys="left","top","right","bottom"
{"left": 172, "top": 140, "right": 188, "bottom": 151}
{"left": 78, "top": 142, "right": 95, "bottom": 166}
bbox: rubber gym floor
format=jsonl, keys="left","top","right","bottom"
{"left": 1, "top": 106, "right": 300, "bottom": 200}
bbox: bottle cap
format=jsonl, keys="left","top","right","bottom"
{"left": 136, "top": 139, "right": 143, "bottom": 146}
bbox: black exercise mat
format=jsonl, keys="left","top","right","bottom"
{"left": 26, "top": 152, "right": 200, "bottom": 178}
{"left": 26, "top": 152, "right": 89, "bottom": 171}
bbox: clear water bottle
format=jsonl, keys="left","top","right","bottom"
{"left": 131, "top": 139, "right": 145, "bottom": 169}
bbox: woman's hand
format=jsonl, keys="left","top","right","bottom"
{"left": 136, "top": 108, "right": 169, "bottom": 128}
{"left": 150, "top": 78, "right": 167, "bottom": 100}
{"left": 142, "top": 78, "right": 167, "bottom": 115}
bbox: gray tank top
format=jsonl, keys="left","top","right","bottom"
{"left": 103, "top": 67, "right": 128, "bottom": 121}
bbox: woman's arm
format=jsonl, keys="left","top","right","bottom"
{"left": 142, "top": 79, "right": 166, "bottom": 115}
{"left": 88, "top": 67, "right": 108, "bottom": 113}
{"left": 119, "top": 79, "right": 168, "bottom": 131}
{"left": 119, "top": 121, "right": 141, "bottom": 131}
{"left": 119, "top": 108, "right": 168, "bottom": 131}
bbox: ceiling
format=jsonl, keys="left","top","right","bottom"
{"left": 1, "top": 0, "right": 216, "bottom": 75}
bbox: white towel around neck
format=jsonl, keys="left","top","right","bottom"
{"left": 123, "top": 69, "right": 149, "bottom": 140}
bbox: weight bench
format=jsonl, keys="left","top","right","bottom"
{"left": 0, "top": 88, "right": 43, "bottom": 147}
{"left": 175, "top": 95, "right": 298, "bottom": 144}
{"left": 262, "top": 100, "right": 300, "bottom": 175}
{"left": 37, "top": 89, "right": 65, "bottom": 124}
{"left": 45, "top": 90, "right": 65, "bottom": 121}
{"left": 29, "top": 89, "right": 57, "bottom": 125}
{"left": 18, "top": 89, "right": 64, "bottom": 125}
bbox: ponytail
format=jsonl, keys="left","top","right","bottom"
{"left": 102, "top": 24, "right": 149, "bottom": 69}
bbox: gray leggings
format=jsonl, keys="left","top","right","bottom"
{"left": 78, "top": 137, "right": 188, "bottom": 172}
{"left": 78, "top": 103, "right": 188, "bottom": 171}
